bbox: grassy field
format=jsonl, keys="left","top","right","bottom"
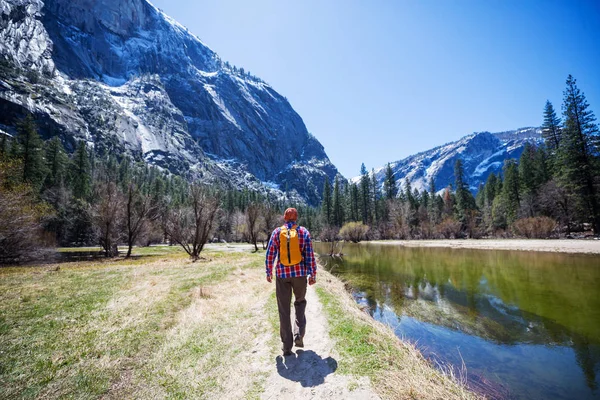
{"left": 0, "top": 245, "right": 274, "bottom": 399}
{"left": 0, "top": 244, "right": 477, "bottom": 399}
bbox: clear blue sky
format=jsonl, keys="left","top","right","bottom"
{"left": 151, "top": 0, "right": 600, "bottom": 178}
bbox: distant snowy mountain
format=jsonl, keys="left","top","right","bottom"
{"left": 361, "top": 128, "right": 542, "bottom": 195}
{"left": 0, "top": 0, "right": 338, "bottom": 205}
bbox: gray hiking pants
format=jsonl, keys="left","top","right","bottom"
{"left": 275, "top": 276, "right": 307, "bottom": 352}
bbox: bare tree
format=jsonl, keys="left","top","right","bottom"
{"left": 124, "top": 183, "right": 155, "bottom": 257}
{"left": 92, "top": 181, "right": 124, "bottom": 257}
{"left": 165, "top": 185, "right": 220, "bottom": 261}
{"left": 245, "top": 202, "right": 262, "bottom": 252}
{"left": 320, "top": 225, "right": 343, "bottom": 256}
{"left": 261, "top": 204, "right": 280, "bottom": 249}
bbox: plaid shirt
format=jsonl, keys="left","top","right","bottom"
{"left": 265, "top": 221, "right": 317, "bottom": 279}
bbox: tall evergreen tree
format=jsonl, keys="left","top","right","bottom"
{"left": 371, "top": 168, "right": 379, "bottom": 224}
{"left": 405, "top": 177, "right": 416, "bottom": 209}
{"left": 359, "top": 163, "right": 371, "bottom": 224}
{"left": 350, "top": 182, "right": 360, "bottom": 222}
{"left": 45, "top": 136, "right": 68, "bottom": 188}
{"left": 321, "top": 176, "right": 332, "bottom": 225}
{"left": 71, "top": 141, "right": 92, "bottom": 200}
{"left": 519, "top": 143, "right": 537, "bottom": 193}
{"left": 454, "top": 159, "right": 475, "bottom": 222}
{"left": 519, "top": 143, "right": 539, "bottom": 217}
{"left": 502, "top": 159, "right": 520, "bottom": 224}
{"left": 484, "top": 173, "right": 498, "bottom": 206}
{"left": 559, "top": 74, "right": 600, "bottom": 233}
{"left": 16, "top": 115, "right": 46, "bottom": 187}
{"left": 428, "top": 177, "right": 439, "bottom": 224}
{"left": 383, "top": 163, "right": 397, "bottom": 200}
{"left": 542, "top": 100, "right": 562, "bottom": 152}
{"left": 332, "top": 176, "right": 344, "bottom": 227}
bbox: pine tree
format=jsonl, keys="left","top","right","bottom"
{"left": 45, "top": 136, "right": 68, "bottom": 188}
{"left": 383, "top": 163, "right": 397, "bottom": 199}
{"left": 428, "top": 177, "right": 439, "bottom": 225}
{"left": 350, "top": 182, "right": 360, "bottom": 222}
{"left": 16, "top": 115, "right": 47, "bottom": 187}
{"left": 502, "top": 159, "right": 520, "bottom": 224}
{"left": 371, "top": 168, "right": 379, "bottom": 224}
{"left": 534, "top": 144, "right": 550, "bottom": 188}
{"left": 519, "top": 144, "right": 537, "bottom": 193}
{"left": 322, "top": 176, "right": 332, "bottom": 225}
{"left": 332, "top": 176, "right": 344, "bottom": 227}
{"left": 405, "top": 178, "right": 416, "bottom": 209}
{"left": 558, "top": 75, "right": 600, "bottom": 233}
{"left": 484, "top": 173, "right": 498, "bottom": 206}
{"left": 518, "top": 143, "right": 539, "bottom": 217}
{"left": 542, "top": 100, "right": 562, "bottom": 152}
{"left": 454, "top": 159, "right": 475, "bottom": 222}
{"left": 359, "top": 163, "right": 371, "bottom": 224}
{"left": 71, "top": 141, "right": 92, "bottom": 200}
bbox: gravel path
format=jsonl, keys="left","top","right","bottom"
{"left": 261, "top": 284, "right": 380, "bottom": 400}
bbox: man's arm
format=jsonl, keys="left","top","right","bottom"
{"left": 265, "top": 229, "right": 279, "bottom": 282}
{"left": 304, "top": 229, "right": 317, "bottom": 284}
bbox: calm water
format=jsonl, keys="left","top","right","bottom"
{"left": 315, "top": 243, "right": 600, "bottom": 400}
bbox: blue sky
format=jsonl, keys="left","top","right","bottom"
{"left": 151, "top": 0, "right": 600, "bottom": 178}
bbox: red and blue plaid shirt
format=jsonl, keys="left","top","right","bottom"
{"left": 265, "top": 221, "right": 317, "bottom": 279}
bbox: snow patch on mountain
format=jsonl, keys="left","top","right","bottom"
{"left": 361, "top": 128, "right": 542, "bottom": 196}
{"left": 0, "top": 0, "right": 340, "bottom": 205}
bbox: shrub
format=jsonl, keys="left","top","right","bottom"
{"left": 0, "top": 160, "right": 53, "bottom": 264}
{"left": 512, "top": 217, "right": 557, "bottom": 239}
{"left": 435, "top": 218, "right": 462, "bottom": 239}
{"left": 339, "top": 222, "right": 369, "bottom": 243}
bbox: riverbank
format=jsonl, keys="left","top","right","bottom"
{"left": 371, "top": 238, "right": 600, "bottom": 254}
{"left": 0, "top": 244, "right": 478, "bottom": 399}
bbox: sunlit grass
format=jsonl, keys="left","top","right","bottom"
{"left": 0, "top": 246, "right": 271, "bottom": 399}
{"left": 316, "top": 270, "right": 481, "bottom": 400}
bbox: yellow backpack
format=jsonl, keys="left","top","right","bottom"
{"left": 279, "top": 224, "right": 303, "bottom": 266}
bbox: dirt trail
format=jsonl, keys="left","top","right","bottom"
{"left": 261, "top": 284, "right": 380, "bottom": 400}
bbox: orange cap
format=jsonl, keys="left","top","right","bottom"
{"left": 284, "top": 207, "right": 298, "bottom": 221}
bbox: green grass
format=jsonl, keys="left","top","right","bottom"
{"left": 0, "top": 248, "right": 266, "bottom": 399}
{"left": 316, "top": 287, "right": 403, "bottom": 377}
{"left": 316, "top": 272, "right": 480, "bottom": 400}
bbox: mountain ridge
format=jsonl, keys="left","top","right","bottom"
{"left": 0, "top": 0, "right": 339, "bottom": 205}
{"left": 357, "top": 127, "right": 542, "bottom": 195}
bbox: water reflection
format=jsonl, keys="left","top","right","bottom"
{"left": 317, "top": 243, "right": 600, "bottom": 400}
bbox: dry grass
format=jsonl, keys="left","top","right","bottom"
{"left": 1, "top": 244, "right": 481, "bottom": 400}
{"left": 0, "top": 246, "right": 271, "bottom": 399}
{"left": 316, "top": 269, "right": 482, "bottom": 400}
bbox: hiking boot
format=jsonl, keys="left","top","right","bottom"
{"left": 294, "top": 335, "right": 304, "bottom": 348}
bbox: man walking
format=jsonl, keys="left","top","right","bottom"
{"left": 265, "top": 207, "right": 317, "bottom": 356}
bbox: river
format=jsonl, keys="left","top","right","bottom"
{"left": 315, "top": 242, "right": 600, "bottom": 400}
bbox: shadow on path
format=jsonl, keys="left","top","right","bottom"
{"left": 275, "top": 349, "right": 338, "bottom": 387}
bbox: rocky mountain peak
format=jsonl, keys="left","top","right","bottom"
{"left": 0, "top": 0, "right": 340, "bottom": 205}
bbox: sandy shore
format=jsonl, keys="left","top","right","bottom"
{"left": 370, "top": 239, "right": 600, "bottom": 254}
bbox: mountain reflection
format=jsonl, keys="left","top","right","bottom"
{"left": 317, "top": 243, "right": 600, "bottom": 399}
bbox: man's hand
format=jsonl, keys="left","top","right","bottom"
{"left": 308, "top": 276, "right": 316, "bottom": 286}
{"left": 266, "top": 275, "right": 272, "bottom": 283}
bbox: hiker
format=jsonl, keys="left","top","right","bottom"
{"left": 265, "top": 207, "right": 317, "bottom": 356}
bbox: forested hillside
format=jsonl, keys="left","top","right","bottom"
{"left": 318, "top": 75, "right": 600, "bottom": 241}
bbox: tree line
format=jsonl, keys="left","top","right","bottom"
{"left": 1, "top": 74, "right": 597, "bottom": 263}
{"left": 317, "top": 75, "right": 600, "bottom": 241}
{"left": 0, "top": 116, "right": 319, "bottom": 263}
